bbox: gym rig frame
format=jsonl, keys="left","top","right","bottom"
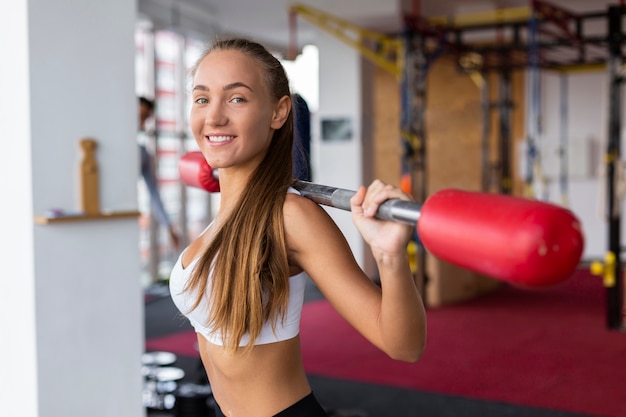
{"left": 289, "top": 1, "right": 626, "bottom": 330}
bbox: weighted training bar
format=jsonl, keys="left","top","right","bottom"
{"left": 294, "top": 181, "right": 421, "bottom": 225}
{"left": 178, "top": 152, "right": 585, "bottom": 289}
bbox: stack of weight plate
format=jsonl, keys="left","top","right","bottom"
{"left": 142, "top": 351, "right": 185, "bottom": 411}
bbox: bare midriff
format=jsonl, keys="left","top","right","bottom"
{"left": 198, "top": 334, "right": 312, "bottom": 417}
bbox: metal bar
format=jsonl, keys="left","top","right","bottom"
{"left": 427, "top": 6, "right": 531, "bottom": 28}
{"left": 290, "top": 3, "right": 403, "bottom": 77}
{"left": 606, "top": 5, "right": 624, "bottom": 330}
{"left": 524, "top": 8, "right": 540, "bottom": 198}
{"left": 293, "top": 180, "right": 421, "bottom": 225}
{"left": 481, "top": 71, "right": 491, "bottom": 192}
{"left": 147, "top": 28, "right": 160, "bottom": 284}
{"left": 532, "top": 0, "right": 581, "bottom": 44}
{"left": 498, "top": 69, "right": 513, "bottom": 195}
{"left": 176, "top": 34, "right": 189, "bottom": 249}
{"left": 558, "top": 72, "right": 569, "bottom": 207}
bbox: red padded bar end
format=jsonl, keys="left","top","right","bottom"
{"left": 417, "top": 189, "right": 585, "bottom": 288}
{"left": 178, "top": 151, "right": 220, "bottom": 193}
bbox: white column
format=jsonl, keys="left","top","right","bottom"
{"left": 314, "top": 31, "right": 367, "bottom": 270}
{"left": 0, "top": 2, "right": 38, "bottom": 416}
{"left": 0, "top": 1, "right": 144, "bottom": 416}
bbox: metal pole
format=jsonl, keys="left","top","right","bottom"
{"left": 402, "top": 29, "right": 429, "bottom": 298}
{"left": 606, "top": 5, "right": 624, "bottom": 330}
{"left": 559, "top": 73, "right": 569, "bottom": 207}
{"left": 175, "top": 34, "right": 189, "bottom": 248}
{"left": 147, "top": 28, "right": 159, "bottom": 284}
{"left": 525, "top": 7, "right": 540, "bottom": 199}
{"left": 499, "top": 68, "right": 513, "bottom": 195}
{"left": 481, "top": 71, "right": 491, "bottom": 192}
{"left": 293, "top": 180, "right": 421, "bottom": 225}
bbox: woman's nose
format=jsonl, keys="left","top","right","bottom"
{"left": 204, "top": 102, "right": 228, "bottom": 126}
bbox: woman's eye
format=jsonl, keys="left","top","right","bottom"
{"left": 195, "top": 97, "right": 208, "bottom": 104}
{"left": 231, "top": 97, "right": 245, "bottom": 104}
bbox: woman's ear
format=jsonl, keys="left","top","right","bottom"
{"left": 270, "top": 95, "right": 292, "bottom": 129}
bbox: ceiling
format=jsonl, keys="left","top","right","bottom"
{"left": 140, "top": 0, "right": 620, "bottom": 57}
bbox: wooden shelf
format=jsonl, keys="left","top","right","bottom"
{"left": 36, "top": 138, "right": 142, "bottom": 225}
{"left": 34, "top": 210, "right": 140, "bottom": 225}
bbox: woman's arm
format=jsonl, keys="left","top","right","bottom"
{"left": 285, "top": 185, "right": 426, "bottom": 362}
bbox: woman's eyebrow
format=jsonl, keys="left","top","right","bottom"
{"left": 192, "top": 82, "right": 254, "bottom": 93}
{"left": 224, "top": 82, "right": 253, "bottom": 92}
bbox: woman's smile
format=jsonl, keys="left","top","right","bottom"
{"left": 207, "top": 134, "right": 236, "bottom": 143}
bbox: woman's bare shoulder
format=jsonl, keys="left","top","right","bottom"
{"left": 282, "top": 191, "right": 354, "bottom": 266}
{"left": 283, "top": 192, "right": 337, "bottom": 232}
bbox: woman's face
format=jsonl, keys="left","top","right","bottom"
{"left": 190, "top": 49, "right": 288, "bottom": 172}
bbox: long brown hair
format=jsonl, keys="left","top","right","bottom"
{"left": 184, "top": 38, "right": 294, "bottom": 353}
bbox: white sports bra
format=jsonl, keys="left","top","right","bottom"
{"left": 169, "top": 253, "right": 307, "bottom": 346}
{"left": 169, "top": 188, "right": 307, "bottom": 346}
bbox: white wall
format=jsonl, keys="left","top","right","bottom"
{"left": 313, "top": 31, "right": 367, "bottom": 269}
{"left": 525, "top": 69, "right": 624, "bottom": 260}
{"left": 0, "top": 1, "right": 144, "bottom": 416}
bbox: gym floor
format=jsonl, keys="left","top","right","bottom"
{"left": 143, "top": 279, "right": 603, "bottom": 417}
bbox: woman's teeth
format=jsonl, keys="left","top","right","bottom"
{"left": 209, "top": 135, "right": 233, "bottom": 143}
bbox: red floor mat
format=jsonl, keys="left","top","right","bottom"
{"left": 300, "top": 269, "right": 626, "bottom": 417}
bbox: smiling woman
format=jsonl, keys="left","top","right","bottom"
{"left": 169, "top": 37, "right": 425, "bottom": 417}
{"left": 189, "top": 46, "right": 291, "bottom": 172}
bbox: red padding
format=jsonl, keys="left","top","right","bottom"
{"left": 418, "top": 189, "right": 585, "bottom": 288}
{"left": 178, "top": 152, "right": 220, "bottom": 192}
